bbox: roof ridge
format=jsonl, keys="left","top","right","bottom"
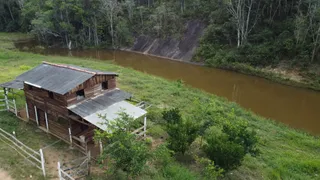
{"left": 42, "top": 61, "right": 96, "bottom": 75}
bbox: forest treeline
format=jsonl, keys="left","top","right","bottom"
{"left": 1, "top": 0, "right": 320, "bottom": 67}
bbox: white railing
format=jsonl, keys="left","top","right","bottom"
{"left": 0, "top": 128, "right": 46, "bottom": 177}
{"left": 57, "top": 151, "right": 91, "bottom": 180}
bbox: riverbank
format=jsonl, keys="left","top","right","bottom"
{"left": 0, "top": 42, "right": 319, "bottom": 179}
{"left": 207, "top": 61, "right": 320, "bottom": 91}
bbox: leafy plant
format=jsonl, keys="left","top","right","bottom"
{"left": 95, "top": 112, "right": 150, "bottom": 177}
{"left": 194, "top": 156, "right": 224, "bottom": 180}
{"left": 203, "top": 132, "right": 245, "bottom": 170}
{"left": 162, "top": 108, "right": 199, "bottom": 155}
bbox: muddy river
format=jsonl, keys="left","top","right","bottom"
{"left": 15, "top": 42, "right": 320, "bottom": 135}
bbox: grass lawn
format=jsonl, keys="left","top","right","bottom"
{"left": 0, "top": 33, "right": 319, "bottom": 180}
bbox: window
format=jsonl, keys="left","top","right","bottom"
{"left": 48, "top": 92, "right": 54, "bottom": 99}
{"left": 76, "top": 89, "right": 85, "bottom": 100}
{"left": 102, "top": 81, "right": 109, "bottom": 90}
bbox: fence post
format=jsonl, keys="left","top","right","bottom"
{"left": 143, "top": 116, "right": 147, "bottom": 137}
{"left": 45, "top": 112, "right": 49, "bottom": 132}
{"left": 68, "top": 128, "right": 73, "bottom": 145}
{"left": 57, "top": 162, "right": 62, "bottom": 180}
{"left": 99, "top": 140, "right": 103, "bottom": 156}
{"left": 25, "top": 103, "right": 29, "bottom": 119}
{"left": 4, "top": 88, "right": 9, "bottom": 111}
{"left": 34, "top": 106, "right": 39, "bottom": 126}
{"left": 13, "top": 99, "right": 17, "bottom": 116}
{"left": 39, "top": 149, "right": 46, "bottom": 177}
{"left": 87, "top": 150, "right": 91, "bottom": 176}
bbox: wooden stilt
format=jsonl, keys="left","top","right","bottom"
{"left": 13, "top": 99, "right": 17, "bottom": 116}
{"left": 144, "top": 116, "right": 147, "bottom": 137}
{"left": 4, "top": 88, "right": 9, "bottom": 111}
{"left": 68, "top": 128, "right": 72, "bottom": 145}
{"left": 34, "top": 106, "right": 39, "bottom": 126}
{"left": 45, "top": 112, "right": 49, "bottom": 132}
{"left": 25, "top": 103, "right": 29, "bottom": 119}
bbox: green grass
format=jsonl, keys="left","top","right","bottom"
{"left": 0, "top": 33, "right": 33, "bottom": 49}
{"left": 0, "top": 112, "right": 58, "bottom": 180}
{"left": 0, "top": 33, "right": 319, "bottom": 179}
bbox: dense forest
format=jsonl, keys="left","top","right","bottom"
{"left": 1, "top": 0, "right": 320, "bottom": 68}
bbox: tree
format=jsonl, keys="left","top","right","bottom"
{"left": 225, "top": 0, "right": 261, "bottom": 47}
{"left": 100, "top": 0, "right": 122, "bottom": 48}
{"left": 95, "top": 112, "right": 150, "bottom": 177}
{"left": 162, "top": 108, "right": 199, "bottom": 155}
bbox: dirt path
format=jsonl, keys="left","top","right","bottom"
{"left": 0, "top": 169, "right": 13, "bottom": 180}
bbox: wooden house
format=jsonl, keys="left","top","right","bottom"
{"left": 0, "top": 62, "right": 147, "bottom": 154}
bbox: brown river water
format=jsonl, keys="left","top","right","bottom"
{"left": 15, "top": 42, "right": 320, "bottom": 135}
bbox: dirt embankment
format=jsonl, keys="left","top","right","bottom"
{"left": 125, "top": 20, "right": 205, "bottom": 62}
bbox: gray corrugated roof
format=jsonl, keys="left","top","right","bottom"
{"left": 68, "top": 89, "right": 132, "bottom": 118}
{"left": 82, "top": 101, "right": 147, "bottom": 130}
{"left": 0, "top": 79, "right": 24, "bottom": 89}
{"left": 15, "top": 62, "right": 117, "bottom": 95}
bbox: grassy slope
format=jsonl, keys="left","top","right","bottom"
{"left": 0, "top": 34, "right": 319, "bottom": 179}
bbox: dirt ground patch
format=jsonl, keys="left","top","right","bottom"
{"left": 0, "top": 169, "right": 13, "bottom": 180}
{"left": 43, "top": 144, "right": 84, "bottom": 179}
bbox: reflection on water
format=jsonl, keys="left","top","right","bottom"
{"left": 15, "top": 41, "right": 320, "bottom": 135}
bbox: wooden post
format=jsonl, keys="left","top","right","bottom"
{"left": 87, "top": 150, "right": 91, "bottom": 176}
{"left": 57, "top": 162, "right": 62, "bottom": 180}
{"left": 143, "top": 116, "right": 147, "bottom": 137}
{"left": 45, "top": 112, "right": 49, "bottom": 132}
{"left": 25, "top": 103, "right": 29, "bottom": 119}
{"left": 68, "top": 128, "right": 72, "bottom": 145}
{"left": 4, "top": 88, "right": 9, "bottom": 111}
{"left": 34, "top": 106, "right": 39, "bottom": 126}
{"left": 13, "top": 99, "right": 17, "bottom": 116}
{"left": 39, "top": 149, "right": 46, "bottom": 177}
{"left": 99, "top": 140, "right": 103, "bottom": 156}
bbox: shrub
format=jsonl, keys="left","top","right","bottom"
{"left": 95, "top": 113, "right": 150, "bottom": 177}
{"left": 162, "top": 108, "right": 199, "bottom": 154}
{"left": 105, "top": 132, "right": 150, "bottom": 177}
{"left": 202, "top": 118, "right": 259, "bottom": 170}
{"left": 222, "top": 120, "right": 259, "bottom": 155}
{"left": 194, "top": 156, "right": 224, "bottom": 180}
{"left": 203, "top": 132, "right": 245, "bottom": 170}
{"left": 152, "top": 144, "right": 174, "bottom": 167}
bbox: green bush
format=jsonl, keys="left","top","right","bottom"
{"left": 203, "top": 132, "right": 245, "bottom": 170}
{"left": 194, "top": 156, "right": 224, "bottom": 180}
{"left": 222, "top": 120, "right": 259, "bottom": 155}
{"left": 162, "top": 108, "right": 199, "bottom": 154}
{"left": 202, "top": 116, "right": 259, "bottom": 170}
